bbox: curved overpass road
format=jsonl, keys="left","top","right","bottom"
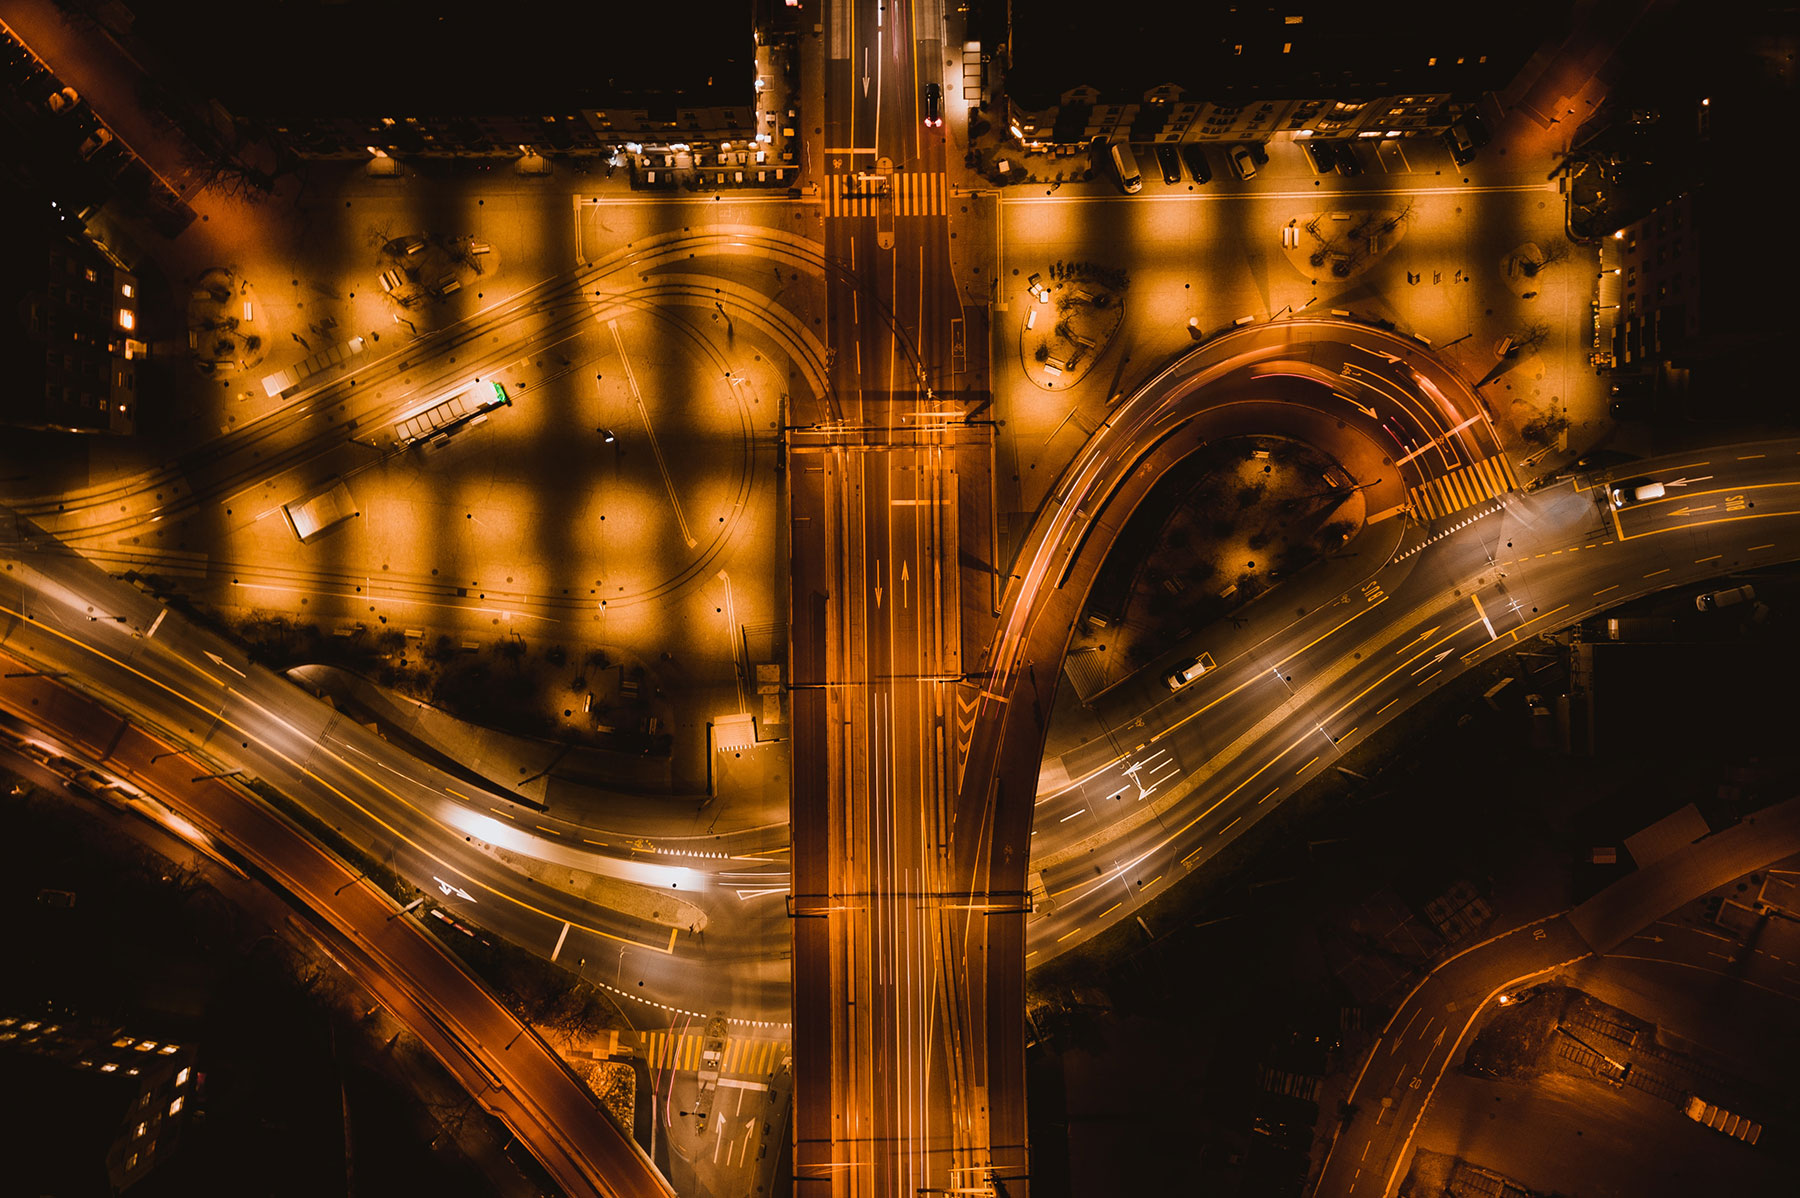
{"left": 0, "top": 510, "right": 794, "bottom": 1028}
{"left": 0, "top": 659, "right": 676, "bottom": 1198}
{"left": 1313, "top": 793, "right": 1800, "bottom": 1198}
{"left": 950, "top": 306, "right": 1800, "bottom": 1184}
{"left": 1023, "top": 438, "right": 1800, "bottom": 962}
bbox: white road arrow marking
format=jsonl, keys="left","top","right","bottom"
{"left": 1664, "top": 475, "right": 1712, "bottom": 487}
{"left": 204, "top": 650, "right": 245, "bottom": 678}
{"left": 1411, "top": 648, "right": 1452, "bottom": 675}
{"left": 1333, "top": 391, "right": 1378, "bottom": 419}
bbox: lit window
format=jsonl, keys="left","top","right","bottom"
{"left": 128, "top": 1153, "right": 138, "bottom": 1170}
{"left": 177, "top": 1067, "right": 191, "bottom": 1086}
{"left": 85, "top": 267, "right": 97, "bottom": 282}
{"left": 158, "top": 1044, "right": 178, "bottom": 1054}
{"left": 118, "top": 309, "right": 135, "bottom": 331}
{"left": 120, "top": 283, "right": 134, "bottom": 298}
{"left": 1285, "top": 13, "right": 1303, "bottom": 21}
{"left": 136, "top": 1122, "right": 147, "bottom": 1138}
{"left": 169, "top": 1096, "right": 185, "bottom": 1115}
{"left": 1282, "top": 42, "right": 1291, "bottom": 53}
{"left": 135, "top": 1040, "right": 157, "bottom": 1052}
{"left": 101, "top": 1063, "right": 119, "bottom": 1073}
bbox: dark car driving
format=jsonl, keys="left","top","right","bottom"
{"left": 922, "top": 82, "right": 942, "bottom": 128}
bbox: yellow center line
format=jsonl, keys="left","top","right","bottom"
{"left": 1219, "top": 815, "right": 1242, "bottom": 835}
{"left": 1296, "top": 756, "right": 1319, "bottom": 775}
{"left": 1257, "top": 786, "right": 1280, "bottom": 804}
{"left": 535, "top": 825, "right": 561, "bottom": 836}
{"left": 1099, "top": 901, "right": 1121, "bottom": 920}
{"left": 1695, "top": 554, "right": 1722, "bottom": 563}
{"left": 1507, "top": 603, "right": 1570, "bottom": 638}
{"left": 1750, "top": 544, "right": 1775, "bottom": 552}
{"left": 491, "top": 806, "right": 517, "bottom": 819}
{"left": 1152, "top": 595, "right": 1390, "bottom": 745}
{"left": 1593, "top": 584, "right": 1619, "bottom": 596}
{"left": 1644, "top": 567, "right": 1670, "bottom": 577}
{"left": 1056, "top": 926, "right": 1082, "bottom": 942}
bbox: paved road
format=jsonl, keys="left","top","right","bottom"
{"left": 0, "top": 508, "right": 794, "bottom": 1023}
{"left": 1314, "top": 794, "right": 1800, "bottom": 1198}
{"left": 0, "top": 655, "right": 675, "bottom": 1198}
{"left": 789, "top": 0, "right": 986, "bottom": 1193}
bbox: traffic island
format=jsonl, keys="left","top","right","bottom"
{"left": 1067, "top": 437, "right": 1367, "bottom": 689}
{"left": 1017, "top": 261, "right": 1129, "bottom": 390}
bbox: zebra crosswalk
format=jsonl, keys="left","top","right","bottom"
{"left": 1408, "top": 454, "right": 1519, "bottom": 522}
{"left": 826, "top": 171, "right": 947, "bottom": 218}
{"left": 642, "top": 1030, "right": 789, "bottom": 1077}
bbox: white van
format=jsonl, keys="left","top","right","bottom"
{"left": 1608, "top": 480, "right": 1664, "bottom": 509}
{"left": 1696, "top": 584, "right": 1755, "bottom": 612}
{"left": 1109, "top": 141, "right": 1143, "bottom": 194}
{"left": 1165, "top": 652, "right": 1215, "bottom": 691}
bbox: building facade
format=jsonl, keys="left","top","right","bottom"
{"left": 0, "top": 1012, "right": 197, "bottom": 1194}
{"left": 0, "top": 213, "right": 142, "bottom": 436}
{"left": 1002, "top": 1, "right": 1561, "bottom": 151}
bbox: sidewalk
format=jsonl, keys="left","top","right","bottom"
{"left": 291, "top": 665, "right": 789, "bottom": 842}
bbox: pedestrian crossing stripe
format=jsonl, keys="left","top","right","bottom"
{"left": 825, "top": 171, "right": 947, "bottom": 218}
{"left": 643, "top": 1031, "right": 789, "bottom": 1076}
{"left": 1408, "top": 454, "right": 1520, "bottom": 522}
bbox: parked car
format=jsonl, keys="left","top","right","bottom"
{"left": 1444, "top": 123, "right": 1477, "bottom": 164}
{"left": 1180, "top": 143, "right": 1211, "bottom": 183}
{"left": 922, "top": 82, "right": 942, "bottom": 128}
{"left": 1155, "top": 144, "right": 1181, "bottom": 185}
{"left": 77, "top": 127, "right": 113, "bottom": 160}
{"left": 1334, "top": 145, "right": 1363, "bottom": 176}
{"left": 1445, "top": 113, "right": 1491, "bottom": 164}
{"left": 1696, "top": 584, "right": 1755, "bottom": 612}
{"left": 1303, "top": 139, "right": 1337, "bottom": 172}
{"left": 1228, "top": 144, "right": 1257, "bottom": 181}
{"left": 1246, "top": 142, "right": 1269, "bottom": 166}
